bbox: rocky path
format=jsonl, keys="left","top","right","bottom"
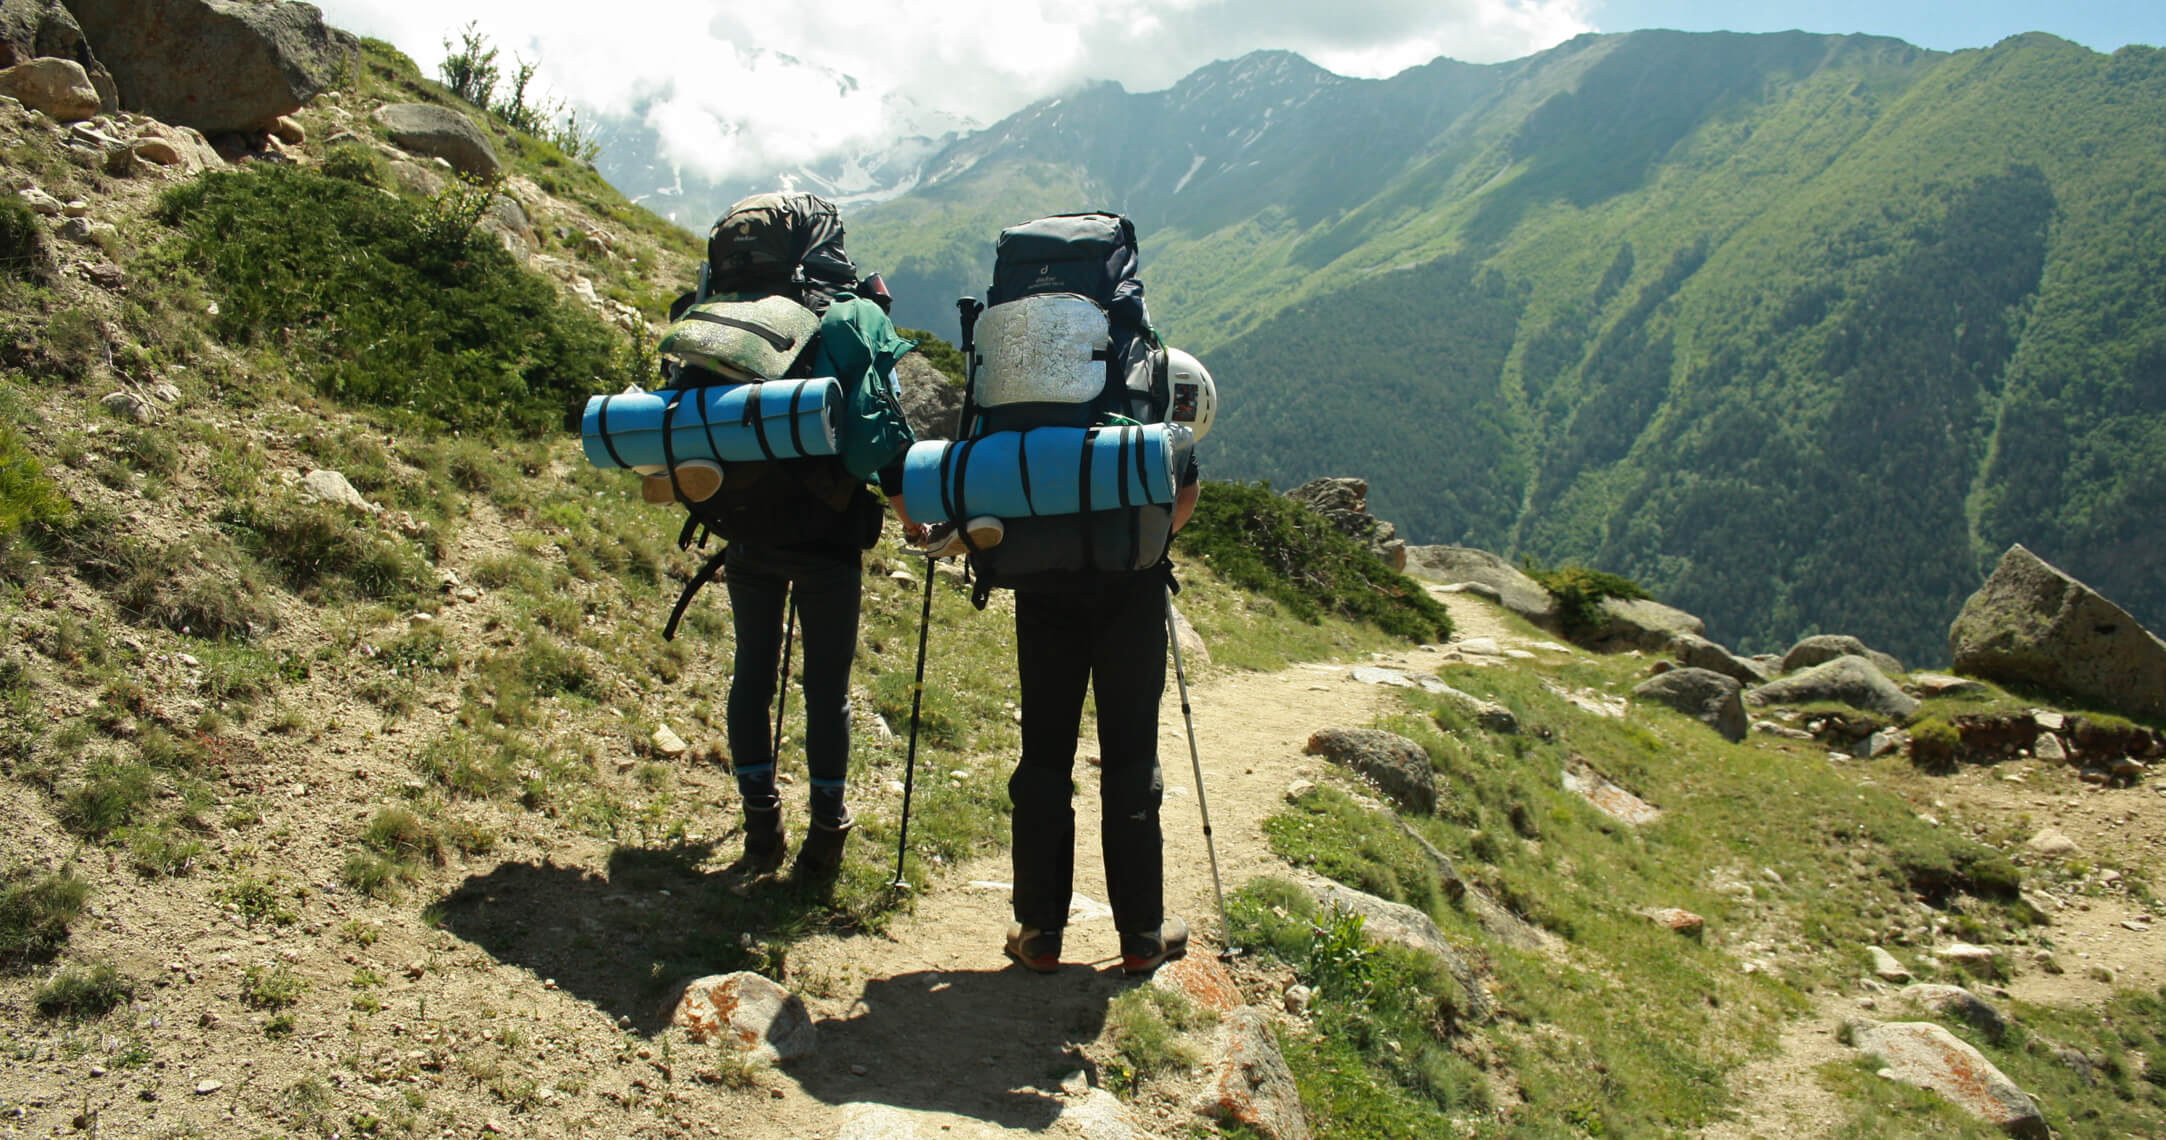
{"left": 706, "top": 594, "right": 1517, "bottom": 1138}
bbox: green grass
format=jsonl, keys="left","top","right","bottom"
{"left": 240, "top": 962, "right": 306, "bottom": 1009}
{"left": 0, "top": 866, "right": 90, "bottom": 971}
{"left": 33, "top": 960, "right": 134, "bottom": 1020}
{"left": 1105, "top": 986, "right": 1212, "bottom": 1089}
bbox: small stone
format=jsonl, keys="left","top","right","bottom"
{"left": 1283, "top": 983, "right": 1313, "bottom": 1015}
{"left": 17, "top": 186, "right": 63, "bottom": 215}
{"left": 62, "top": 199, "right": 89, "bottom": 218}
{"left": 2034, "top": 734, "right": 2068, "bottom": 764}
{"left": 1870, "top": 946, "right": 1913, "bottom": 983}
{"left": 1646, "top": 908, "right": 1704, "bottom": 938}
{"left": 2027, "top": 828, "right": 2077, "bottom": 856}
{"left": 193, "top": 1079, "right": 221, "bottom": 1095}
{"left": 650, "top": 726, "right": 688, "bottom": 757}
{"left": 484, "top": 1120, "right": 507, "bottom": 1135}
{"left": 851, "top": 1064, "right": 868, "bottom": 1076}
{"left": 1455, "top": 637, "right": 1503, "bottom": 656}
{"left": 1284, "top": 778, "right": 1315, "bottom": 801}
{"left": 455, "top": 587, "right": 481, "bottom": 603}
{"left": 1060, "top": 1069, "right": 1090, "bottom": 1096}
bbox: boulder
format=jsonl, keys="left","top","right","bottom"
{"left": 0, "top": 55, "right": 95, "bottom": 119}
{"left": 1583, "top": 595, "right": 1706, "bottom": 653}
{"left": 131, "top": 121, "right": 221, "bottom": 171}
{"left": 1949, "top": 544, "right": 2166, "bottom": 722}
{"left": 1869, "top": 946, "right": 1913, "bottom": 983}
{"left": 1202, "top": 1007, "right": 1310, "bottom": 1140}
{"left": 298, "top": 469, "right": 379, "bottom": 514}
{"left": 1285, "top": 477, "right": 1405, "bottom": 571}
{"left": 666, "top": 973, "right": 816, "bottom": 1064}
{"left": 1670, "top": 632, "right": 1771, "bottom": 685}
{"left": 64, "top": 0, "right": 355, "bottom": 133}
{"left": 1645, "top": 907, "right": 1704, "bottom": 938}
{"left": 1302, "top": 728, "right": 1435, "bottom": 814}
{"left": 0, "top": 0, "right": 115, "bottom": 111}
{"left": 372, "top": 102, "right": 500, "bottom": 179}
{"left": 1632, "top": 667, "right": 1747, "bottom": 742}
{"left": 896, "top": 353, "right": 962, "bottom": 441}
{"left": 1403, "top": 545, "right": 1556, "bottom": 624}
{"left": 1848, "top": 1020, "right": 2045, "bottom": 1138}
{"left": 1780, "top": 634, "right": 1904, "bottom": 678}
{"left": 1746, "top": 657, "right": 1920, "bottom": 721}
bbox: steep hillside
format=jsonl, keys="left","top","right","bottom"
{"left": 846, "top": 31, "right": 2166, "bottom": 664}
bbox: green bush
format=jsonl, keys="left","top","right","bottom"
{"left": 0, "top": 426, "right": 68, "bottom": 561}
{"left": 1520, "top": 558, "right": 1651, "bottom": 637}
{"left": 894, "top": 327, "right": 965, "bottom": 384}
{"left": 320, "top": 141, "right": 388, "bottom": 188}
{"left": 0, "top": 867, "right": 89, "bottom": 970}
{"left": 156, "top": 165, "right": 629, "bottom": 434}
{"left": 60, "top": 760, "right": 158, "bottom": 839}
{"left": 1175, "top": 481, "right": 1452, "bottom": 642}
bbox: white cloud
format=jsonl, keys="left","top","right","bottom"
{"left": 312, "top": 0, "right": 1591, "bottom": 180}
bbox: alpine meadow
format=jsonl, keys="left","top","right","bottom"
{"left": 845, "top": 31, "right": 2166, "bottom": 665}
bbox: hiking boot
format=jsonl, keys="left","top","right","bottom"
{"left": 641, "top": 460, "right": 724, "bottom": 505}
{"left": 1003, "top": 924, "right": 1062, "bottom": 974}
{"left": 740, "top": 807, "right": 786, "bottom": 871}
{"left": 792, "top": 813, "right": 852, "bottom": 879}
{"left": 1120, "top": 917, "right": 1188, "bottom": 975}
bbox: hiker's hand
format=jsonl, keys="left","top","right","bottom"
{"left": 904, "top": 522, "right": 931, "bottom": 546}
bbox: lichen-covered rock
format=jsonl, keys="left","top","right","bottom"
{"left": 1202, "top": 1007, "right": 1310, "bottom": 1140}
{"left": 1302, "top": 727, "right": 1435, "bottom": 814}
{"left": 1746, "top": 656, "right": 1920, "bottom": 721}
{"left": 1586, "top": 596, "right": 1706, "bottom": 654}
{"left": 1633, "top": 667, "right": 1747, "bottom": 742}
{"left": 372, "top": 102, "right": 501, "bottom": 178}
{"left": 1780, "top": 634, "right": 1904, "bottom": 677}
{"left": 666, "top": 973, "right": 815, "bottom": 1064}
{"left": 1286, "top": 477, "right": 1405, "bottom": 571}
{"left": 1949, "top": 543, "right": 2166, "bottom": 722}
{"left": 1848, "top": 1020, "right": 2045, "bottom": 1138}
{"left": 895, "top": 352, "right": 962, "bottom": 441}
{"left": 66, "top": 0, "right": 355, "bottom": 133}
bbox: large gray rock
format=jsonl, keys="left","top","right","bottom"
{"left": 1201, "top": 1007, "right": 1310, "bottom": 1140}
{"left": 0, "top": 54, "right": 94, "bottom": 119}
{"left": 1671, "top": 632, "right": 1772, "bottom": 686}
{"left": 1285, "top": 477, "right": 1406, "bottom": 571}
{"left": 896, "top": 352, "right": 961, "bottom": 441}
{"left": 1949, "top": 544, "right": 2166, "bottom": 722}
{"left": 1584, "top": 595, "right": 1707, "bottom": 653}
{"left": 372, "top": 102, "right": 500, "bottom": 179}
{"left": 1848, "top": 1020, "right": 2046, "bottom": 1138}
{"left": 1403, "top": 545, "right": 1556, "bottom": 623}
{"left": 1746, "top": 656, "right": 1920, "bottom": 721}
{"left": 1302, "top": 728, "right": 1434, "bottom": 814}
{"left": 0, "top": 0, "right": 114, "bottom": 111}
{"left": 63, "top": 0, "right": 355, "bottom": 133}
{"left": 1781, "top": 634, "right": 1904, "bottom": 678}
{"left": 1902, "top": 984, "right": 2009, "bottom": 1041}
{"left": 1633, "top": 667, "right": 1747, "bottom": 742}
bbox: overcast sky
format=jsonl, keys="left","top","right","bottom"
{"left": 311, "top": 0, "right": 2166, "bottom": 182}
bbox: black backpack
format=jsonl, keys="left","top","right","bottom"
{"left": 953, "top": 212, "right": 1179, "bottom": 598}
{"left": 702, "top": 191, "right": 859, "bottom": 314}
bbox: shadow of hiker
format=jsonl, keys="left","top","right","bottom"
{"left": 790, "top": 964, "right": 1124, "bottom": 1129}
{"left": 432, "top": 841, "right": 853, "bottom": 1035}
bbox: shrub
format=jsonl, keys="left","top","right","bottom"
{"left": 0, "top": 867, "right": 90, "bottom": 970}
{"left": 1520, "top": 558, "right": 1652, "bottom": 637}
{"left": 0, "top": 426, "right": 69, "bottom": 542}
{"left": 33, "top": 961, "right": 134, "bottom": 1019}
{"left": 60, "top": 760, "right": 158, "bottom": 839}
{"left": 1176, "top": 481, "right": 1452, "bottom": 642}
{"left": 156, "top": 165, "right": 628, "bottom": 434}
{"left": 320, "top": 141, "right": 387, "bottom": 188}
{"left": 240, "top": 963, "right": 305, "bottom": 1009}
{"left": 0, "top": 194, "right": 45, "bottom": 280}
{"left": 220, "top": 498, "right": 428, "bottom": 602}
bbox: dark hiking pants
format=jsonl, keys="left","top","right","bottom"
{"left": 724, "top": 541, "right": 861, "bottom": 828}
{"left": 1009, "top": 571, "right": 1167, "bottom": 937}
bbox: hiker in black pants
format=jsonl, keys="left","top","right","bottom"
{"left": 1004, "top": 473, "right": 1201, "bottom": 975}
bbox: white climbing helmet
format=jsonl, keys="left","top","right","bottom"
{"left": 1164, "top": 347, "right": 1217, "bottom": 441}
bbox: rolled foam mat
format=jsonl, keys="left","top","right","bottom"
{"left": 579, "top": 379, "right": 840, "bottom": 469}
{"left": 900, "top": 424, "right": 1185, "bottom": 524}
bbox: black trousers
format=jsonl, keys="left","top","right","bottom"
{"left": 723, "top": 541, "right": 861, "bottom": 827}
{"left": 1009, "top": 571, "right": 1167, "bottom": 936}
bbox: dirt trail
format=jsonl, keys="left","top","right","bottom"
{"left": 722, "top": 592, "right": 1521, "bottom": 1138}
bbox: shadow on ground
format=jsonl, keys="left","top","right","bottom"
{"left": 790, "top": 964, "right": 1123, "bottom": 1130}
{"left": 433, "top": 841, "right": 863, "bottom": 1034}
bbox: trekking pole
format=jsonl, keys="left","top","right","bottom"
{"left": 1165, "top": 589, "right": 1239, "bottom": 959}
{"left": 771, "top": 589, "right": 796, "bottom": 769}
{"left": 890, "top": 562, "right": 937, "bottom": 889}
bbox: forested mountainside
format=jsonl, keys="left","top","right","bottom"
{"left": 843, "top": 30, "right": 2166, "bottom": 663}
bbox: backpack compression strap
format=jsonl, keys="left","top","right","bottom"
{"left": 593, "top": 394, "right": 631, "bottom": 469}
{"left": 664, "top": 543, "right": 729, "bottom": 642}
{"left": 1077, "top": 426, "right": 1099, "bottom": 571}
{"left": 681, "top": 310, "right": 800, "bottom": 353}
